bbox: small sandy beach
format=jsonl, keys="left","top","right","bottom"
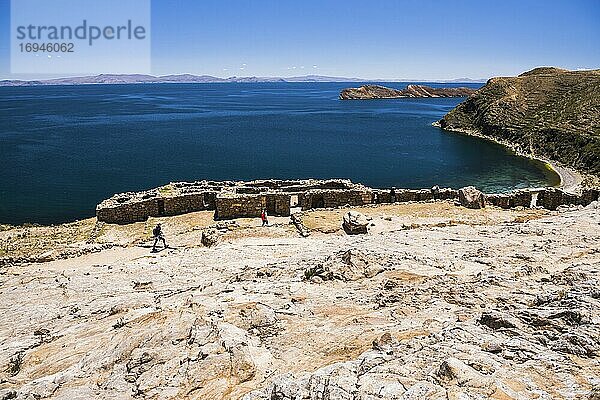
{"left": 548, "top": 161, "right": 583, "bottom": 192}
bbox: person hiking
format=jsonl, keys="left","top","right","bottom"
{"left": 261, "top": 209, "right": 269, "bottom": 226}
{"left": 152, "top": 223, "right": 167, "bottom": 251}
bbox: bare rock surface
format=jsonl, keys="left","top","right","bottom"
{"left": 0, "top": 204, "right": 599, "bottom": 399}
{"left": 342, "top": 211, "right": 370, "bottom": 234}
{"left": 304, "top": 249, "right": 384, "bottom": 282}
{"left": 458, "top": 186, "right": 486, "bottom": 209}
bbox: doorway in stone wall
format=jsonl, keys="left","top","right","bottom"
{"left": 157, "top": 199, "right": 165, "bottom": 216}
{"left": 265, "top": 197, "right": 276, "bottom": 215}
{"left": 290, "top": 195, "right": 301, "bottom": 214}
{"left": 311, "top": 195, "right": 324, "bottom": 209}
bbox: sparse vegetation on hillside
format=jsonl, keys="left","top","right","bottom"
{"left": 439, "top": 67, "right": 600, "bottom": 176}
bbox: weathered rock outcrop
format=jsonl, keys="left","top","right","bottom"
{"left": 438, "top": 67, "right": 600, "bottom": 177}
{"left": 339, "top": 84, "right": 476, "bottom": 99}
{"left": 304, "top": 249, "right": 384, "bottom": 282}
{"left": 342, "top": 211, "right": 370, "bottom": 234}
{"left": 201, "top": 228, "right": 220, "bottom": 247}
{"left": 458, "top": 186, "right": 486, "bottom": 209}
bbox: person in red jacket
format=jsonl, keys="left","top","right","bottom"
{"left": 261, "top": 209, "right": 269, "bottom": 226}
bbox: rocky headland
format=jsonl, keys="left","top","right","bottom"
{"left": 437, "top": 67, "right": 600, "bottom": 182}
{"left": 339, "top": 84, "right": 476, "bottom": 100}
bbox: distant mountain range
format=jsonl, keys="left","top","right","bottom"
{"left": 0, "top": 74, "right": 487, "bottom": 86}
{"left": 439, "top": 78, "right": 487, "bottom": 83}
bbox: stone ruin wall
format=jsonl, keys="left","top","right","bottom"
{"left": 96, "top": 179, "right": 600, "bottom": 224}
{"left": 299, "top": 189, "right": 373, "bottom": 210}
{"left": 486, "top": 187, "right": 599, "bottom": 209}
{"left": 163, "top": 192, "right": 218, "bottom": 216}
{"left": 96, "top": 192, "right": 161, "bottom": 225}
{"left": 267, "top": 193, "right": 292, "bottom": 217}
{"left": 215, "top": 193, "right": 266, "bottom": 220}
{"left": 96, "top": 179, "right": 363, "bottom": 224}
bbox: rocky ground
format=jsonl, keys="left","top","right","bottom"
{"left": 0, "top": 200, "right": 599, "bottom": 399}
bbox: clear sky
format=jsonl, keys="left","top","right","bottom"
{"left": 0, "top": 0, "right": 599, "bottom": 80}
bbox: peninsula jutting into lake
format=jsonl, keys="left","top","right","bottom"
{"left": 438, "top": 67, "right": 600, "bottom": 179}
{"left": 339, "top": 84, "right": 477, "bottom": 99}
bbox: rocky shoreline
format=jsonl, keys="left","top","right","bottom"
{"left": 339, "top": 84, "right": 476, "bottom": 100}
{"left": 431, "top": 121, "right": 585, "bottom": 192}
{"left": 437, "top": 67, "right": 600, "bottom": 180}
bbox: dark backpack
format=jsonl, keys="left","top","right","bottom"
{"left": 153, "top": 226, "right": 161, "bottom": 237}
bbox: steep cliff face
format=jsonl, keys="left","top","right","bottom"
{"left": 339, "top": 84, "right": 476, "bottom": 99}
{"left": 438, "top": 67, "right": 600, "bottom": 176}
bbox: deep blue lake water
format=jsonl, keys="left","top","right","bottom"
{"left": 0, "top": 82, "right": 559, "bottom": 225}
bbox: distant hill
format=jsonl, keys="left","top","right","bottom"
{"left": 438, "top": 67, "right": 600, "bottom": 177}
{"left": 283, "top": 75, "right": 364, "bottom": 82}
{"left": 0, "top": 74, "right": 369, "bottom": 86}
{"left": 0, "top": 74, "right": 486, "bottom": 86}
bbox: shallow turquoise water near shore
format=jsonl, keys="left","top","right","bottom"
{"left": 0, "top": 82, "right": 559, "bottom": 225}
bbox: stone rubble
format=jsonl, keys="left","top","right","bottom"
{"left": 342, "top": 211, "right": 370, "bottom": 234}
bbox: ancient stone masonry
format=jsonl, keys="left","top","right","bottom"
{"left": 96, "top": 179, "right": 600, "bottom": 224}
{"left": 97, "top": 179, "right": 370, "bottom": 224}
{"left": 96, "top": 189, "right": 161, "bottom": 224}
{"left": 96, "top": 181, "right": 223, "bottom": 224}
{"left": 215, "top": 193, "right": 266, "bottom": 220}
{"left": 486, "top": 187, "right": 600, "bottom": 209}
{"left": 300, "top": 189, "right": 372, "bottom": 210}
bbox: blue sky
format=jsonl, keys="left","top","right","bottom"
{"left": 1, "top": 0, "right": 599, "bottom": 80}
